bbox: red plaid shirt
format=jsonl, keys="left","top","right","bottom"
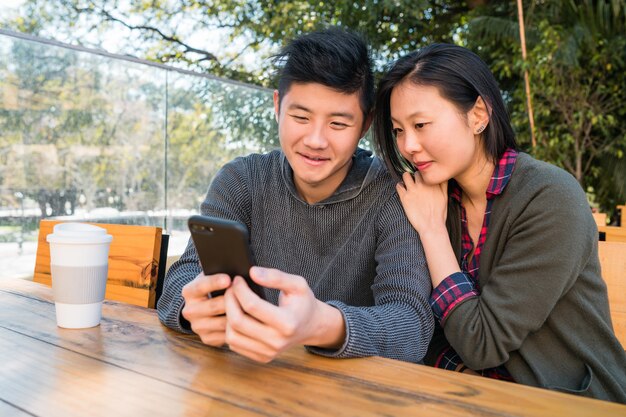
{"left": 429, "top": 148, "right": 518, "bottom": 380}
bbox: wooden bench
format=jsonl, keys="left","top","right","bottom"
{"left": 592, "top": 212, "right": 607, "bottom": 227}
{"left": 34, "top": 220, "right": 165, "bottom": 308}
{"left": 598, "top": 225, "right": 626, "bottom": 243}
{"left": 598, "top": 241, "right": 626, "bottom": 348}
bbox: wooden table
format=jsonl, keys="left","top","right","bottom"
{"left": 1, "top": 280, "right": 625, "bottom": 417}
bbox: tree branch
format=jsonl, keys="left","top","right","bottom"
{"left": 72, "top": 4, "right": 219, "bottom": 63}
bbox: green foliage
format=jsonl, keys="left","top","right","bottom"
{"left": 465, "top": 0, "right": 626, "bottom": 215}
{"left": 165, "top": 75, "right": 276, "bottom": 208}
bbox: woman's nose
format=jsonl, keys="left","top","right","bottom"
{"left": 401, "top": 132, "right": 422, "bottom": 154}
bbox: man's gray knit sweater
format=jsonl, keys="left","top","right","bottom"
{"left": 157, "top": 148, "right": 434, "bottom": 362}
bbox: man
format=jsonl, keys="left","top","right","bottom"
{"left": 157, "top": 28, "right": 433, "bottom": 363}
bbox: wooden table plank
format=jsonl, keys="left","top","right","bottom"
{"left": 1, "top": 279, "right": 625, "bottom": 417}
{"left": 0, "top": 287, "right": 476, "bottom": 417}
{"left": 0, "top": 327, "right": 262, "bottom": 417}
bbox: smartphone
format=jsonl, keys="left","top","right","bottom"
{"left": 188, "top": 215, "right": 265, "bottom": 300}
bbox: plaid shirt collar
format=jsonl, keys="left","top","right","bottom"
{"left": 449, "top": 148, "right": 518, "bottom": 203}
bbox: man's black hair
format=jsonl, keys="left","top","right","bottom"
{"left": 274, "top": 27, "right": 374, "bottom": 117}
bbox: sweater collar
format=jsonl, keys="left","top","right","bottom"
{"left": 280, "top": 147, "right": 382, "bottom": 205}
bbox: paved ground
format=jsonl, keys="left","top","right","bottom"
{"left": 0, "top": 241, "right": 37, "bottom": 280}
{"left": 0, "top": 232, "right": 190, "bottom": 281}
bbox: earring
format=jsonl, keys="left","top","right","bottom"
{"left": 476, "top": 125, "right": 486, "bottom": 134}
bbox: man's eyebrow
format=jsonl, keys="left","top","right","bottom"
{"left": 329, "top": 112, "right": 355, "bottom": 120}
{"left": 287, "top": 103, "right": 355, "bottom": 120}
{"left": 287, "top": 103, "right": 311, "bottom": 113}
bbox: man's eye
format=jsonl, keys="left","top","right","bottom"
{"left": 291, "top": 115, "right": 308, "bottom": 122}
{"left": 331, "top": 122, "right": 348, "bottom": 128}
{"left": 415, "top": 123, "right": 426, "bottom": 129}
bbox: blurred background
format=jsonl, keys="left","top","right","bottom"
{"left": 1, "top": 0, "right": 625, "bottom": 278}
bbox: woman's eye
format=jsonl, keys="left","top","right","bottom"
{"left": 331, "top": 122, "right": 348, "bottom": 129}
{"left": 415, "top": 123, "right": 426, "bottom": 129}
{"left": 392, "top": 128, "right": 403, "bottom": 137}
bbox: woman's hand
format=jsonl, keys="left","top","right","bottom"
{"left": 396, "top": 171, "right": 460, "bottom": 287}
{"left": 396, "top": 171, "right": 448, "bottom": 236}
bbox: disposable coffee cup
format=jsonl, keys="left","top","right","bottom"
{"left": 46, "top": 223, "right": 113, "bottom": 329}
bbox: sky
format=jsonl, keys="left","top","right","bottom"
{"left": 2, "top": 0, "right": 24, "bottom": 6}
{"left": 0, "top": 0, "right": 25, "bottom": 19}
{"left": 1, "top": 0, "right": 25, "bottom": 12}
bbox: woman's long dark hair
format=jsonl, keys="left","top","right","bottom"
{"left": 373, "top": 43, "right": 517, "bottom": 179}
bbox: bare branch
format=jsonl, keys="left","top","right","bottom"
{"left": 72, "top": 3, "right": 220, "bottom": 63}
{"left": 223, "top": 43, "right": 255, "bottom": 67}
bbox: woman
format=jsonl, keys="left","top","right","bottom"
{"left": 374, "top": 43, "right": 626, "bottom": 403}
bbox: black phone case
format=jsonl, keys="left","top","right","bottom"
{"left": 188, "top": 215, "right": 265, "bottom": 299}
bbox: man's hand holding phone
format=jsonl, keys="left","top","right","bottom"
{"left": 223, "top": 266, "right": 346, "bottom": 363}
{"left": 185, "top": 215, "right": 346, "bottom": 362}
{"left": 181, "top": 272, "right": 231, "bottom": 346}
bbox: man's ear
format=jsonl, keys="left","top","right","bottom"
{"left": 471, "top": 96, "right": 491, "bottom": 134}
{"left": 360, "top": 112, "right": 373, "bottom": 138}
{"left": 273, "top": 90, "right": 280, "bottom": 123}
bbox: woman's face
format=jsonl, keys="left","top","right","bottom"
{"left": 389, "top": 81, "right": 483, "bottom": 185}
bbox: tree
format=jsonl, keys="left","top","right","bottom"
{"left": 165, "top": 75, "right": 276, "bottom": 209}
{"left": 0, "top": 29, "right": 278, "bottom": 221}
{"left": 4, "top": 0, "right": 470, "bottom": 85}
{"left": 465, "top": 0, "right": 626, "bottom": 215}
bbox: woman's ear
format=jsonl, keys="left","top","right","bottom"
{"left": 471, "top": 96, "right": 491, "bottom": 135}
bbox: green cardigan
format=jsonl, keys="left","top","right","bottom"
{"left": 440, "top": 152, "right": 626, "bottom": 403}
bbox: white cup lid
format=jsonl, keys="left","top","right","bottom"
{"left": 46, "top": 222, "right": 113, "bottom": 245}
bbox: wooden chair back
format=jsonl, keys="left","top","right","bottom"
{"left": 34, "top": 220, "right": 164, "bottom": 308}
{"left": 592, "top": 212, "right": 607, "bottom": 227}
{"left": 597, "top": 225, "right": 626, "bottom": 243}
{"left": 617, "top": 204, "right": 626, "bottom": 228}
{"left": 598, "top": 241, "right": 626, "bottom": 348}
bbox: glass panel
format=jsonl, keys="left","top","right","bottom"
{"left": 165, "top": 72, "right": 277, "bottom": 255}
{"left": 0, "top": 32, "right": 274, "bottom": 279}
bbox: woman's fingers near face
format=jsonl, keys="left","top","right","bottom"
{"left": 401, "top": 171, "right": 414, "bottom": 186}
{"left": 396, "top": 182, "right": 407, "bottom": 197}
{"left": 402, "top": 171, "right": 424, "bottom": 189}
